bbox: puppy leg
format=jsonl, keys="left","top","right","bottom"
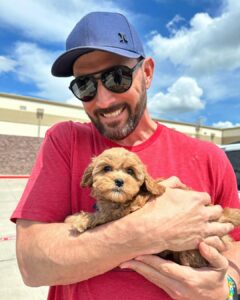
{"left": 65, "top": 211, "right": 94, "bottom": 233}
{"left": 65, "top": 209, "right": 122, "bottom": 233}
{"left": 219, "top": 208, "right": 240, "bottom": 226}
{"left": 128, "top": 195, "right": 151, "bottom": 212}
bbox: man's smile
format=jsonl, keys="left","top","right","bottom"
{"left": 97, "top": 104, "right": 127, "bottom": 121}
{"left": 101, "top": 106, "right": 125, "bottom": 119}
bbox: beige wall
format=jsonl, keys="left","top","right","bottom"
{"left": 0, "top": 93, "right": 89, "bottom": 138}
{"left": 0, "top": 121, "right": 49, "bottom": 138}
{"left": 155, "top": 119, "right": 223, "bottom": 144}
{"left": 222, "top": 127, "right": 240, "bottom": 144}
{"left": 0, "top": 93, "right": 87, "bottom": 120}
{"left": 0, "top": 93, "right": 239, "bottom": 144}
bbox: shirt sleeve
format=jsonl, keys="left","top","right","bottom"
{"left": 10, "top": 122, "right": 73, "bottom": 223}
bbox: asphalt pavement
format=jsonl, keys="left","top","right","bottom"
{"left": 0, "top": 178, "right": 48, "bottom": 299}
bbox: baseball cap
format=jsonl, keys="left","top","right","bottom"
{"left": 51, "top": 11, "right": 145, "bottom": 77}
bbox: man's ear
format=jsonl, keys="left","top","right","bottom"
{"left": 80, "top": 159, "right": 95, "bottom": 187}
{"left": 142, "top": 57, "right": 154, "bottom": 89}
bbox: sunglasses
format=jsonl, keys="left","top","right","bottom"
{"left": 69, "top": 59, "right": 144, "bottom": 102}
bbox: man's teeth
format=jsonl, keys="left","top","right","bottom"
{"left": 102, "top": 108, "right": 123, "bottom": 118}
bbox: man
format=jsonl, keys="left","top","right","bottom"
{"left": 11, "top": 11, "right": 240, "bottom": 300}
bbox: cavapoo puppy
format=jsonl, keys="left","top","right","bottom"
{"left": 65, "top": 147, "right": 240, "bottom": 268}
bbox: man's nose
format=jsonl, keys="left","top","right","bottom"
{"left": 94, "top": 79, "right": 116, "bottom": 108}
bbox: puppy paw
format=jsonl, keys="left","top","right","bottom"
{"left": 65, "top": 212, "right": 92, "bottom": 233}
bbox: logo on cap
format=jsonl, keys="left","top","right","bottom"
{"left": 118, "top": 33, "right": 128, "bottom": 43}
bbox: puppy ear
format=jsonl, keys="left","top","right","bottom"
{"left": 81, "top": 160, "right": 95, "bottom": 187}
{"left": 143, "top": 174, "right": 165, "bottom": 196}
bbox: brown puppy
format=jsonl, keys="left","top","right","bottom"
{"left": 65, "top": 147, "right": 240, "bottom": 267}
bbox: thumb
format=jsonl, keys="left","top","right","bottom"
{"left": 199, "top": 242, "right": 228, "bottom": 275}
{"left": 160, "top": 176, "right": 187, "bottom": 189}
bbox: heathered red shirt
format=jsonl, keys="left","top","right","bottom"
{"left": 11, "top": 121, "right": 240, "bottom": 300}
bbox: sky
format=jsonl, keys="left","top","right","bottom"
{"left": 0, "top": 0, "right": 240, "bottom": 128}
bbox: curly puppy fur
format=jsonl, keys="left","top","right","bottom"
{"left": 65, "top": 147, "right": 240, "bottom": 268}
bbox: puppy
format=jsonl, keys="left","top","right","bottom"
{"left": 65, "top": 147, "right": 240, "bottom": 268}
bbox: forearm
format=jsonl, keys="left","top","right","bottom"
{"left": 16, "top": 188, "right": 234, "bottom": 287}
{"left": 16, "top": 217, "right": 160, "bottom": 287}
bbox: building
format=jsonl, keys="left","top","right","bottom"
{"left": 0, "top": 93, "right": 87, "bottom": 138}
{"left": 0, "top": 93, "right": 239, "bottom": 174}
{"left": 1, "top": 93, "right": 239, "bottom": 143}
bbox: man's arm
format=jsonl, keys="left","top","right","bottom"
{"left": 16, "top": 188, "right": 233, "bottom": 287}
{"left": 16, "top": 218, "right": 139, "bottom": 287}
{"left": 119, "top": 241, "right": 240, "bottom": 300}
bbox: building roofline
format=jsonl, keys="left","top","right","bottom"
{"left": 153, "top": 117, "right": 222, "bottom": 131}
{"left": 221, "top": 126, "right": 240, "bottom": 131}
{"left": 1, "top": 93, "right": 239, "bottom": 132}
{"left": 0, "top": 92, "right": 83, "bottom": 110}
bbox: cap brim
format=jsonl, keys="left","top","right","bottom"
{"left": 51, "top": 46, "right": 143, "bottom": 77}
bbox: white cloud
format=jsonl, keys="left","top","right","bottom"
{"left": 166, "top": 15, "right": 186, "bottom": 35}
{"left": 0, "top": 0, "right": 129, "bottom": 101}
{"left": 1, "top": 0, "right": 239, "bottom": 128}
{"left": 212, "top": 121, "right": 240, "bottom": 128}
{"left": 147, "top": 0, "right": 240, "bottom": 75}
{"left": 0, "top": 0, "right": 125, "bottom": 43}
{"left": 11, "top": 42, "right": 71, "bottom": 101}
{"left": 148, "top": 76, "right": 205, "bottom": 115}
{"left": 0, "top": 56, "right": 17, "bottom": 73}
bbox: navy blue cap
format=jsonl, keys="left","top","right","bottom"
{"left": 51, "top": 12, "right": 145, "bottom": 77}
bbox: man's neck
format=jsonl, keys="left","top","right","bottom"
{"left": 113, "top": 114, "right": 157, "bottom": 147}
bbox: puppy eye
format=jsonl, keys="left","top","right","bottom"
{"left": 126, "top": 168, "right": 135, "bottom": 176}
{"left": 103, "top": 165, "right": 112, "bottom": 173}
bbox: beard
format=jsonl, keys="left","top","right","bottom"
{"left": 87, "top": 82, "right": 147, "bottom": 141}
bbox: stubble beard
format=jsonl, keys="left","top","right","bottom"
{"left": 88, "top": 84, "right": 147, "bottom": 141}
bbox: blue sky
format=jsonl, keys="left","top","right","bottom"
{"left": 0, "top": 0, "right": 240, "bottom": 128}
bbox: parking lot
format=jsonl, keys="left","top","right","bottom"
{"left": 0, "top": 178, "right": 48, "bottom": 299}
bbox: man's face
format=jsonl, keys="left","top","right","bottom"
{"left": 73, "top": 51, "right": 148, "bottom": 141}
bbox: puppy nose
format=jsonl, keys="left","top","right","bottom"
{"left": 114, "top": 178, "right": 124, "bottom": 187}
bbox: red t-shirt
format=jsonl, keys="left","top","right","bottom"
{"left": 11, "top": 121, "right": 240, "bottom": 300}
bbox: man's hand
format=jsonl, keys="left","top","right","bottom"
{"left": 128, "top": 186, "right": 234, "bottom": 254}
{"left": 159, "top": 176, "right": 188, "bottom": 189}
{"left": 120, "top": 242, "right": 230, "bottom": 300}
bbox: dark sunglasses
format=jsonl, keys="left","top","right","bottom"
{"left": 69, "top": 59, "right": 144, "bottom": 102}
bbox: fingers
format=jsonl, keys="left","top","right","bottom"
{"left": 204, "top": 236, "right": 228, "bottom": 252}
{"left": 129, "top": 255, "right": 191, "bottom": 281}
{"left": 120, "top": 252, "right": 229, "bottom": 300}
{"left": 205, "top": 222, "right": 234, "bottom": 237}
{"left": 206, "top": 205, "right": 223, "bottom": 221}
{"left": 120, "top": 258, "right": 163, "bottom": 277}
{"left": 198, "top": 191, "right": 212, "bottom": 206}
{"left": 119, "top": 258, "right": 171, "bottom": 287}
{"left": 199, "top": 242, "right": 229, "bottom": 274}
